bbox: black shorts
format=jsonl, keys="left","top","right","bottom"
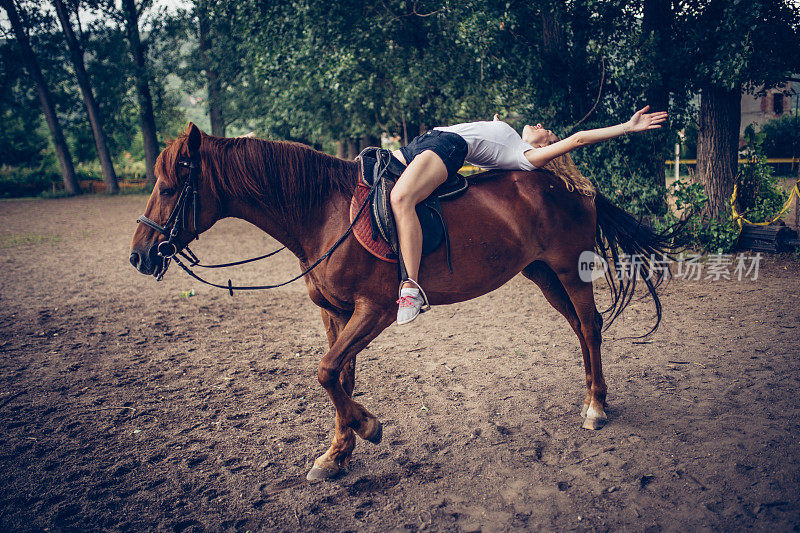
{"left": 399, "top": 130, "right": 468, "bottom": 179}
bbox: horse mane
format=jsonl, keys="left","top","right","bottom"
{"left": 156, "top": 133, "right": 357, "bottom": 223}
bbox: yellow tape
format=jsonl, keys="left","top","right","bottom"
{"left": 730, "top": 177, "right": 800, "bottom": 231}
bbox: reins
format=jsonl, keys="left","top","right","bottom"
{"left": 138, "top": 151, "right": 388, "bottom": 295}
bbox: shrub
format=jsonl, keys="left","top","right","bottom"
{"left": 759, "top": 112, "right": 800, "bottom": 176}
{"left": 657, "top": 126, "right": 791, "bottom": 253}
{"left": 0, "top": 166, "right": 107, "bottom": 198}
{"left": 0, "top": 167, "right": 60, "bottom": 198}
{"left": 737, "top": 126, "right": 788, "bottom": 223}
{"left": 659, "top": 178, "right": 740, "bottom": 253}
{"left": 760, "top": 112, "right": 800, "bottom": 159}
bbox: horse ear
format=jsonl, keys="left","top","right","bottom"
{"left": 187, "top": 122, "right": 202, "bottom": 155}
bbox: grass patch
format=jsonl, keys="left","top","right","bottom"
{"left": 0, "top": 233, "right": 62, "bottom": 248}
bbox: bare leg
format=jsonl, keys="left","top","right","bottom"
{"left": 390, "top": 150, "right": 448, "bottom": 288}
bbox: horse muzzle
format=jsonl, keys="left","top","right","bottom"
{"left": 129, "top": 242, "right": 165, "bottom": 277}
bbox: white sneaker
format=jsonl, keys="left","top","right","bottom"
{"left": 396, "top": 287, "right": 425, "bottom": 325}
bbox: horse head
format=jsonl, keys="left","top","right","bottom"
{"left": 129, "top": 123, "right": 221, "bottom": 277}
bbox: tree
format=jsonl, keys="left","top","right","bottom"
{"left": 0, "top": 36, "right": 49, "bottom": 167}
{"left": 1, "top": 0, "right": 80, "bottom": 195}
{"left": 638, "top": 0, "right": 674, "bottom": 214}
{"left": 53, "top": 0, "right": 119, "bottom": 193}
{"left": 115, "top": 0, "right": 160, "bottom": 184}
{"left": 690, "top": 0, "right": 800, "bottom": 217}
{"left": 178, "top": 0, "right": 247, "bottom": 138}
{"left": 197, "top": 2, "right": 224, "bottom": 136}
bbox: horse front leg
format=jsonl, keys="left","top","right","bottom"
{"left": 310, "top": 309, "right": 357, "bottom": 478}
{"left": 307, "top": 306, "right": 393, "bottom": 481}
{"left": 321, "top": 309, "right": 356, "bottom": 396}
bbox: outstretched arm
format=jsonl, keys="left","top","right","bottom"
{"left": 525, "top": 105, "right": 668, "bottom": 168}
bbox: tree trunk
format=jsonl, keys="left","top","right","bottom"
{"left": 359, "top": 135, "right": 379, "bottom": 151}
{"left": 697, "top": 83, "right": 741, "bottom": 218}
{"left": 122, "top": 0, "right": 159, "bottom": 184}
{"left": 335, "top": 140, "right": 347, "bottom": 159}
{"left": 640, "top": 0, "right": 673, "bottom": 215}
{"left": 53, "top": 0, "right": 119, "bottom": 193}
{"left": 2, "top": 0, "right": 80, "bottom": 195}
{"left": 541, "top": 2, "right": 580, "bottom": 124}
{"left": 198, "top": 2, "right": 225, "bottom": 137}
{"left": 346, "top": 138, "right": 359, "bottom": 159}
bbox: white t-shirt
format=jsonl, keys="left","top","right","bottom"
{"left": 434, "top": 120, "right": 536, "bottom": 170}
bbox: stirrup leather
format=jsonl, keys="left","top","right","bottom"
{"left": 398, "top": 278, "right": 431, "bottom": 313}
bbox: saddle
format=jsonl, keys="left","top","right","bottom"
{"left": 350, "top": 147, "right": 470, "bottom": 279}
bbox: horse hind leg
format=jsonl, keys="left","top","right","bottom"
{"left": 551, "top": 266, "right": 607, "bottom": 430}
{"left": 522, "top": 261, "right": 597, "bottom": 421}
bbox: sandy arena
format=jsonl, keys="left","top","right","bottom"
{"left": 0, "top": 194, "right": 799, "bottom": 531}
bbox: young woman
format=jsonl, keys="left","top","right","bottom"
{"left": 390, "top": 105, "right": 668, "bottom": 325}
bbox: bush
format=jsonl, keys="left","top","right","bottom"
{"left": 760, "top": 112, "right": 800, "bottom": 176}
{"left": 659, "top": 178, "right": 740, "bottom": 253}
{"left": 760, "top": 112, "right": 800, "bottom": 158}
{"left": 658, "top": 126, "right": 791, "bottom": 253}
{"left": 737, "top": 126, "right": 788, "bottom": 223}
{"left": 0, "top": 166, "right": 115, "bottom": 198}
{"left": 0, "top": 167, "right": 60, "bottom": 198}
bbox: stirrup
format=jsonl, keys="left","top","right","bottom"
{"left": 398, "top": 277, "right": 431, "bottom": 313}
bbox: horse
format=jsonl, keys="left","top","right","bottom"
{"left": 129, "top": 123, "right": 677, "bottom": 481}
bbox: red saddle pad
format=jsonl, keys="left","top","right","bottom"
{"left": 350, "top": 179, "right": 398, "bottom": 263}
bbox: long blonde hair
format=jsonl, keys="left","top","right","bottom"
{"left": 541, "top": 145, "right": 596, "bottom": 198}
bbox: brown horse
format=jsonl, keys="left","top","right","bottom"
{"left": 130, "top": 124, "right": 676, "bottom": 481}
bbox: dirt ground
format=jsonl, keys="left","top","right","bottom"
{"left": 1, "top": 194, "right": 799, "bottom": 532}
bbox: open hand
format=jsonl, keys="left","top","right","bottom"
{"left": 627, "top": 105, "right": 668, "bottom": 133}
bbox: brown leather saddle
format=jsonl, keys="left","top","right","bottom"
{"left": 356, "top": 147, "right": 470, "bottom": 280}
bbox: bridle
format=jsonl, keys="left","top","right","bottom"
{"left": 136, "top": 155, "right": 287, "bottom": 284}
{"left": 137, "top": 157, "right": 201, "bottom": 268}
{"left": 135, "top": 150, "right": 387, "bottom": 293}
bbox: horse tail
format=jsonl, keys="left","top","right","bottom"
{"left": 593, "top": 192, "right": 684, "bottom": 337}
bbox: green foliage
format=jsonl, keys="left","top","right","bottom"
{"left": 736, "top": 125, "right": 789, "bottom": 222}
{"left": 761, "top": 112, "right": 800, "bottom": 156}
{"left": 0, "top": 167, "right": 60, "bottom": 198}
{"left": 0, "top": 0, "right": 185, "bottom": 176}
{"left": 0, "top": 36, "right": 50, "bottom": 167}
{"left": 699, "top": 211, "right": 742, "bottom": 253}
{"left": 760, "top": 112, "right": 800, "bottom": 175}
{"left": 2, "top": 0, "right": 797, "bottom": 257}
{"left": 671, "top": 178, "right": 708, "bottom": 212}
{"left": 661, "top": 126, "right": 791, "bottom": 252}
{"left": 0, "top": 110, "right": 48, "bottom": 167}
{"left": 0, "top": 163, "right": 146, "bottom": 198}
{"left": 662, "top": 177, "right": 740, "bottom": 252}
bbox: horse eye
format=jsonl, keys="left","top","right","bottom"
{"left": 159, "top": 186, "right": 177, "bottom": 197}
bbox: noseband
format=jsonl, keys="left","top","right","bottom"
{"left": 137, "top": 157, "right": 201, "bottom": 266}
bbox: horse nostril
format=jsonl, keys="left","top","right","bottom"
{"left": 129, "top": 252, "right": 141, "bottom": 269}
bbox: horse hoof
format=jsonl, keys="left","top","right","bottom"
{"left": 306, "top": 464, "right": 341, "bottom": 481}
{"left": 582, "top": 416, "right": 606, "bottom": 430}
{"left": 580, "top": 404, "right": 589, "bottom": 418}
{"left": 365, "top": 419, "right": 383, "bottom": 444}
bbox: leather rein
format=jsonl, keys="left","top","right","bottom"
{"left": 136, "top": 154, "right": 385, "bottom": 295}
